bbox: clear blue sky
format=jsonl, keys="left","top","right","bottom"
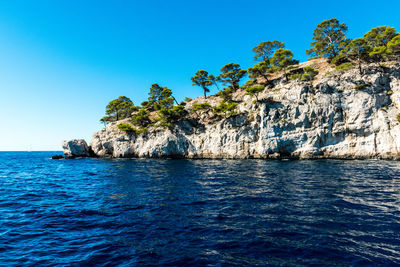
{"left": 0, "top": 0, "right": 399, "bottom": 151}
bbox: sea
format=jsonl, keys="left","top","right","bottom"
{"left": 0, "top": 151, "right": 399, "bottom": 266}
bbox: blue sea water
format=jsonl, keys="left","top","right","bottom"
{"left": 0, "top": 152, "right": 400, "bottom": 266}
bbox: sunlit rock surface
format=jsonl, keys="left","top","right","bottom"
{"left": 89, "top": 62, "right": 400, "bottom": 159}
{"left": 62, "top": 139, "right": 91, "bottom": 158}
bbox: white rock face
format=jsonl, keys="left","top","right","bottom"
{"left": 62, "top": 139, "right": 91, "bottom": 158}
{"left": 89, "top": 64, "right": 400, "bottom": 159}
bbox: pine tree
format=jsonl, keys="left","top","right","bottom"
{"left": 270, "top": 49, "right": 299, "bottom": 81}
{"left": 306, "top": 18, "right": 348, "bottom": 59}
{"left": 101, "top": 96, "right": 136, "bottom": 123}
{"left": 387, "top": 35, "right": 400, "bottom": 61}
{"left": 248, "top": 61, "right": 272, "bottom": 83}
{"left": 147, "top": 84, "right": 176, "bottom": 110}
{"left": 191, "top": 70, "right": 213, "bottom": 98}
{"left": 252, "top": 41, "right": 284, "bottom": 62}
{"left": 364, "top": 26, "right": 399, "bottom": 62}
{"left": 217, "top": 63, "right": 247, "bottom": 91}
{"left": 364, "top": 26, "right": 398, "bottom": 48}
{"left": 343, "top": 38, "right": 369, "bottom": 74}
{"left": 245, "top": 85, "right": 264, "bottom": 101}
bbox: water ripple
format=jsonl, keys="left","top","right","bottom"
{"left": 0, "top": 153, "right": 399, "bottom": 265}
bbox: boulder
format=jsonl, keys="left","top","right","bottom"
{"left": 51, "top": 155, "right": 64, "bottom": 159}
{"left": 62, "top": 139, "right": 91, "bottom": 158}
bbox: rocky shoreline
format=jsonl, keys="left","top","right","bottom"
{"left": 62, "top": 62, "right": 400, "bottom": 160}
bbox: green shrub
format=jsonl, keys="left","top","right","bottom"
{"left": 380, "top": 105, "right": 388, "bottom": 111}
{"left": 369, "top": 46, "right": 387, "bottom": 61}
{"left": 335, "top": 62, "right": 354, "bottom": 71}
{"left": 213, "top": 101, "right": 238, "bottom": 118}
{"left": 301, "top": 66, "right": 319, "bottom": 81}
{"left": 193, "top": 102, "right": 212, "bottom": 112}
{"left": 330, "top": 54, "right": 349, "bottom": 66}
{"left": 159, "top": 105, "right": 188, "bottom": 123}
{"left": 290, "top": 67, "right": 319, "bottom": 82}
{"left": 140, "top": 100, "right": 157, "bottom": 112}
{"left": 354, "top": 84, "right": 369, "bottom": 90}
{"left": 184, "top": 97, "right": 192, "bottom": 102}
{"left": 135, "top": 127, "right": 148, "bottom": 135}
{"left": 324, "top": 70, "right": 334, "bottom": 77}
{"left": 387, "top": 90, "right": 394, "bottom": 95}
{"left": 159, "top": 121, "right": 172, "bottom": 128}
{"left": 117, "top": 123, "right": 134, "bottom": 132}
{"left": 242, "top": 79, "right": 256, "bottom": 88}
{"left": 245, "top": 85, "right": 264, "bottom": 100}
{"left": 397, "top": 114, "right": 400, "bottom": 123}
{"left": 290, "top": 74, "right": 301, "bottom": 80}
{"left": 217, "top": 87, "right": 233, "bottom": 102}
{"left": 132, "top": 109, "right": 151, "bottom": 127}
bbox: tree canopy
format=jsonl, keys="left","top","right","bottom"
{"left": 336, "top": 25, "right": 399, "bottom": 69}
{"left": 159, "top": 104, "right": 188, "bottom": 125}
{"left": 252, "top": 41, "right": 285, "bottom": 62}
{"left": 147, "top": 83, "right": 175, "bottom": 110}
{"left": 101, "top": 96, "right": 136, "bottom": 124}
{"left": 387, "top": 35, "right": 400, "bottom": 60}
{"left": 363, "top": 26, "right": 399, "bottom": 61}
{"left": 364, "top": 26, "right": 398, "bottom": 48}
{"left": 301, "top": 66, "right": 319, "bottom": 81}
{"left": 248, "top": 61, "right": 272, "bottom": 83}
{"left": 245, "top": 85, "right": 264, "bottom": 101}
{"left": 307, "top": 18, "right": 348, "bottom": 59}
{"left": 148, "top": 83, "right": 163, "bottom": 103}
{"left": 100, "top": 20, "right": 400, "bottom": 129}
{"left": 270, "top": 48, "right": 299, "bottom": 80}
{"left": 217, "top": 63, "right": 247, "bottom": 91}
{"left": 131, "top": 108, "right": 151, "bottom": 127}
{"left": 342, "top": 38, "right": 369, "bottom": 74}
{"left": 159, "top": 87, "right": 175, "bottom": 108}
{"left": 191, "top": 70, "right": 213, "bottom": 98}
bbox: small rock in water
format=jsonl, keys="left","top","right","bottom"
{"left": 62, "top": 139, "right": 91, "bottom": 158}
{"left": 51, "top": 155, "right": 64, "bottom": 159}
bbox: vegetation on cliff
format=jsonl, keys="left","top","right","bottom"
{"left": 99, "top": 18, "right": 400, "bottom": 134}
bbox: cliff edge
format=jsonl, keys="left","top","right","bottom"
{"left": 67, "top": 60, "right": 400, "bottom": 159}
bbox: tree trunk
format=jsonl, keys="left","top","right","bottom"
{"left": 263, "top": 74, "right": 270, "bottom": 83}
{"left": 332, "top": 49, "right": 338, "bottom": 58}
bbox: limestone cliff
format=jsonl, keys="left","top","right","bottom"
{"left": 82, "top": 60, "right": 400, "bottom": 159}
